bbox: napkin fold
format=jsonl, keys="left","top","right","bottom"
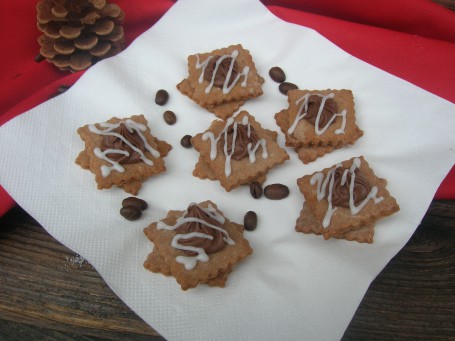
{"left": 1, "top": 0, "right": 455, "bottom": 340}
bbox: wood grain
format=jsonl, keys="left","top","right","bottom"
{"left": 0, "top": 201, "right": 454, "bottom": 340}
{"left": 0, "top": 208, "right": 163, "bottom": 340}
{"left": 342, "top": 201, "right": 455, "bottom": 340}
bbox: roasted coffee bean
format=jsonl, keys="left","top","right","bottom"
{"left": 155, "top": 89, "right": 169, "bottom": 105}
{"left": 249, "top": 181, "right": 263, "bottom": 199}
{"left": 120, "top": 206, "right": 142, "bottom": 221}
{"left": 122, "top": 197, "right": 148, "bottom": 210}
{"left": 163, "top": 110, "right": 177, "bottom": 125}
{"left": 244, "top": 211, "right": 258, "bottom": 231}
{"left": 269, "top": 66, "right": 286, "bottom": 83}
{"left": 180, "top": 134, "right": 193, "bottom": 148}
{"left": 264, "top": 183, "right": 290, "bottom": 200}
{"left": 278, "top": 82, "right": 298, "bottom": 95}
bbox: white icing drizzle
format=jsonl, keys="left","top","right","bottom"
{"left": 195, "top": 49, "right": 249, "bottom": 94}
{"left": 88, "top": 119, "right": 160, "bottom": 177}
{"left": 310, "top": 166, "right": 339, "bottom": 228}
{"left": 94, "top": 148, "right": 129, "bottom": 177}
{"left": 310, "top": 157, "right": 384, "bottom": 228}
{"left": 287, "top": 93, "right": 347, "bottom": 136}
{"left": 248, "top": 140, "right": 267, "bottom": 164}
{"left": 157, "top": 204, "right": 235, "bottom": 270}
{"left": 201, "top": 116, "right": 268, "bottom": 177}
{"left": 172, "top": 232, "right": 212, "bottom": 270}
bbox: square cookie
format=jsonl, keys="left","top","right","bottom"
{"left": 191, "top": 111, "right": 289, "bottom": 191}
{"left": 177, "top": 78, "right": 246, "bottom": 120}
{"left": 295, "top": 205, "right": 375, "bottom": 244}
{"left": 186, "top": 44, "right": 263, "bottom": 108}
{"left": 143, "top": 200, "right": 253, "bottom": 290}
{"left": 275, "top": 89, "right": 363, "bottom": 148}
{"left": 193, "top": 155, "right": 267, "bottom": 185}
{"left": 297, "top": 156, "right": 399, "bottom": 240}
{"left": 76, "top": 114, "right": 171, "bottom": 194}
{"left": 144, "top": 248, "right": 233, "bottom": 287}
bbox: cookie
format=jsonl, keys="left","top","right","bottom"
{"left": 75, "top": 148, "right": 91, "bottom": 170}
{"left": 177, "top": 78, "right": 245, "bottom": 120}
{"left": 76, "top": 146, "right": 145, "bottom": 194}
{"left": 275, "top": 89, "right": 363, "bottom": 149}
{"left": 176, "top": 44, "right": 264, "bottom": 118}
{"left": 192, "top": 124, "right": 278, "bottom": 185}
{"left": 143, "top": 200, "right": 253, "bottom": 290}
{"left": 144, "top": 248, "right": 233, "bottom": 287}
{"left": 275, "top": 89, "right": 363, "bottom": 164}
{"left": 285, "top": 89, "right": 362, "bottom": 147}
{"left": 294, "top": 144, "right": 337, "bottom": 164}
{"left": 191, "top": 111, "right": 289, "bottom": 191}
{"left": 193, "top": 155, "right": 268, "bottom": 185}
{"left": 186, "top": 44, "right": 263, "bottom": 108}
{"left": 76, "top": 115, "right": 171, "bottom": 194}
{"left": 295, "top": 205, "right": 375, "bottom": 243}
{"left": 293, "top": 127, "right": 364, "bottom": 164}
{"left": 296, "top": 156, "right": 399, "bottom": 241}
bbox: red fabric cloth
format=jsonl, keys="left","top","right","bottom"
{"left": 1, "top": 0, "right": 454, "bottom": 216}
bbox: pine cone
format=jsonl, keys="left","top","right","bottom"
{"left": 36, "top": 0, "right": 125, "bottom": 72}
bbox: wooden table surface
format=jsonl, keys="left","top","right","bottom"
{"left": 0, "top": 200, "right": 453, "bottom": 340}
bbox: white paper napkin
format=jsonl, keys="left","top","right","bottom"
{"left": 1, "top": 0, "right": 454, "bottom": 340}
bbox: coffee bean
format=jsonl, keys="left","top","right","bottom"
{"left": 249, "top": 181, "right": 263, "bottom": 199}
{"left": 122, "top": 197, "right": 148, "bottom": 210}
{"left": 269, "top": 66, "right": 286, "bottom": 83}
{"left": 264, "top": 183, "right": 290, "bottom": 200}
{"left": 244, "top": 211, "right": 258, "bottom": 231}
{"left": 163, "top": 110, "right": 177, "bottom": 125}
{"left": 155, "top": 89, "right": 169, "bottom": 105}
{"left": 180, "top": 134, "right": 193, "bottom": 148}
{"left": 279, "top": 82, "right": 298, "bottom": 95}
{"left": 120, "top": 206, "right": 142, "bottom": 221}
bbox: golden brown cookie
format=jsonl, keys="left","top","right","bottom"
{"left": 143, "top": 200, "right": 253, "bottom": 290}
{"left": 295, "top": 205, "right": 375, "bottom": 243}
{"left": 186, "top": 44, "right": 263, "bottom": 108}
{"left": 191, "top": 111, "right": 289, "bottom": 191}
{"left": 275, "top": 89, "right": 363, "bottom": 156}
{"left": 282, "top": 89, "right": 362, "bottom": 147}
{"left": 76, "top": 147, "right": 144, "bottom": 194}
{"left": 293, "top": 127, "right": 363, "bottom": 164}
{"left": 176, "top": 44, "right": 264, "bottom": 119}
{"left": 275, "top": 101, "right": 362, "bottom": 164}
{"left": 76, "top": 115, "right": 171, "bottom": 193}
{"left": 193, "top": 155, "right": 268, "bottom": 185}
{"left": 75, "top": 148, "right": 91, "bottom": 170}
{"left": 294, "top": 144, "right": 338, "bottom": 164}
{"left": 144, "top": 248, "right": 173, "bottom": 276}
{"left": 297, "top": 156, "right": 399, "bottom": 240}
{"left": 177, "top": 78, "right": 246, "bottom": 120}
{"left": 192, "top": 124, "right": 278, "bottom": 185}
{"left": 144, "top": 248, "right": 233, "bottom": 287}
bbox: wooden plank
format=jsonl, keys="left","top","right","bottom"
{"left": 0, "top": 208, "right": 162, "bottom": 340}
{"left": 342, "top": 200, "right": 455, "bottom": 340}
